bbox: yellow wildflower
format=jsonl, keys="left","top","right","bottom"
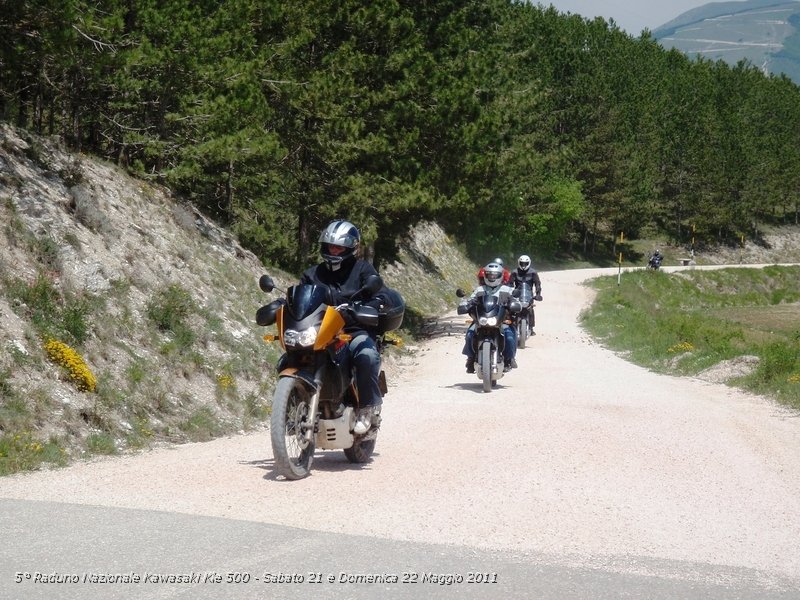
{"left": 43, "top": 339, "right": 97, "bottom": 393}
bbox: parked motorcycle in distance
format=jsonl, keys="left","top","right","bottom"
{"left": 256, "top": 274, "right": 403, "bottom": 480}
{"left": 457, "top": 288, "right": 520, "bottom": 393}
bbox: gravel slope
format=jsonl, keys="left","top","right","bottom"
{"left": 2, "top": 267, "right": 799, "bottom": 584}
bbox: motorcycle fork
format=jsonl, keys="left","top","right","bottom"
{"left": 479, "top": 339, "right": 500, "bottom": 372}
{"left": 298, "top": 362, "right": 327, "bottom": 445}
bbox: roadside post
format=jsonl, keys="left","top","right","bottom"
{"left": 740, "top": 234, "right": 745, "bottom": 263}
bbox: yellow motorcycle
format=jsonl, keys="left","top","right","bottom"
{"left": 256, "top": 274, "right": 402, "bottom": 480}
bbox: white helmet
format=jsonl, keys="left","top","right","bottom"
{"left": 518, "top": 254, "right": 531, "bottom": 272}
{"left": 483, "top": 263, "right": 504, "bottom": 288}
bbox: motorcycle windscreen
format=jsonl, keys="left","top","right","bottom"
{"left": 286, "top": 284, "right": 329, "bottom": 320}
{"left": 480, "top": 294, "right": 500, "bottom": 315}
{"left": 516, "top": 283, "right": 533, "bottom": 304}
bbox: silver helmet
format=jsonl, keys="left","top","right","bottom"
{"left": 483, "top": 263, "right": 504, "bottom": 288}
{"left": 319, "top": 220, "right": 360, "bottom": 269}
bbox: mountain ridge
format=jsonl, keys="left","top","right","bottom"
{"left": 654, "top": 0, "right": 800, "bottom": 82}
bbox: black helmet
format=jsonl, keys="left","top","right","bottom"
{"left": 319, "top": 220, "right": 360, "bottom": 269}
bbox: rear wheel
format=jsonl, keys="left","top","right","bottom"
{"left": 481, "top": 342, "right": 492, "bottom": 393}
{"left": 344, "top": 438, "right": 376, "bottom": 463}
{"left": 270, "top": 377, "right": 315, "bottom": 480}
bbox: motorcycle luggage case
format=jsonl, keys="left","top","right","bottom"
{"left": 377, "top": 288, "right": 405, "bottom": 332}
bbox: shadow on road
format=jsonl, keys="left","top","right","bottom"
{"left": 242, "top": 452, "right": 379, "bottom": 481}
{"left": 446, "top": 381, "right": 511, "bottom": 394}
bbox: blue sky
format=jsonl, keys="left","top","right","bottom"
{"left": 537, "top": 0, "right": 726, "bottom": 35}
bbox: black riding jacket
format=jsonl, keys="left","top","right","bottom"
{"left": 509, "top": 268, "right": 542, "bottom": 295}
{"left": 300, "top": 256, "right": 379, "bottom": 299}
{"left": 300, "top": 256, "right": 383, "bottom": 334}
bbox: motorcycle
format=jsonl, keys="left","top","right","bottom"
{"left": 457, "top": 289, "right": 520, "bottom": 393}
{"left": 256, "top": 274, "right": 403, "bottom": 480}
{"left": 647, "top": 253, "right": 663, "bottom": 270}
{"left": 511, "top": 282, "right": 539, "bottom": 349}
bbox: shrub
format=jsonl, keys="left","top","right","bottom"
{"left": 147, "top": 284, "right": 193, "bottom": 331}
{"left": 6, "top": 273, "right": 92, "bottom": 345}
{"left": 179, "top": 407, "right": 221, "bottom": 441}
{"left": 43, "top": 339, "right": 97, "bottom": 392}
{"left": 754, "top": 341, "right": 799, "bottom": 384}
{"left": 86, "top": 432, "right": 116, "bottom": 455}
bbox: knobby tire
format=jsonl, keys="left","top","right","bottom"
{"left": 481, "top": 342, "right": 493, "bottom": 393}
{"left": 270, "top": 377, "right": 315, "bottom": 480}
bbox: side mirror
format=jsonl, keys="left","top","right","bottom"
{"left": 509, "top": 300, "right": 522, "bottom": 313}
{"left": 259, "top": 275, "right": 274, "bottom": 293}
{"left": 456, "top": 288, "right": 466, "bottom": 298}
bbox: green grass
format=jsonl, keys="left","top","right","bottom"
{"left": 0, "top": 431, "right": 68, "bottom": 475}
{"left": 580, "top": 266, "right": 800, "bottom": 409}
{"left": 179, "top": 406, "right": 222, "bottom": 442}
{"left": 4, "top": 272, "right": 94, "bottom": 345}
{"left": 86, "top": 432, "right": 117, "bottom": 455}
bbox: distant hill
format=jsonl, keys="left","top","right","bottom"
{"left": 653, "top": 0, "right": 800, "bottom": 83}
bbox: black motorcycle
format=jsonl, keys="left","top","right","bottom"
{"left": 512, "top": 282, "right": 539, "bottom": 348}
{"left": 457, "top": 289, "right": 520, "bottom": 393}
{"left": 647, "top": 253, "right": 663, "bottom": 270}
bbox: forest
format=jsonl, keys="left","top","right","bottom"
{"left": 2, "top": 0, "right": 800, "bottom": 269}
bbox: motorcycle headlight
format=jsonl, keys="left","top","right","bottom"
{"left": 479, "top": 316, "right": 498, "bottom": 327}
{"left": 283, "top": 327, "right": 318, "bottom": 347}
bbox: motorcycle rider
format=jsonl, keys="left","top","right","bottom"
{"left": 509, "top": 254, "right": 543, "bottom": 333}
{"left": 299, "top": 220, "right": 396, "bottom": 435}
{"left": 648, "top": 249, "right": 663, "bottom": 269}
{"left": 460, "top": 262, "right": 518, "bottom": 373}
{"left": 509, "top": 255, "right": 542, "bottom": 297}
{"left": 477, "top": 256, "right": 512, "bottom": 285}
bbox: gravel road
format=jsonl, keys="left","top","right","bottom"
{"left": 2, "top": 266, "right": 799, "bottom": 592}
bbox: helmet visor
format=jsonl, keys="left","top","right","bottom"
{"left": 322, "top": 243, "right": 347, "bottom": 256}
{"left": 484, "top": 270, "right": 502, "bottom": 285}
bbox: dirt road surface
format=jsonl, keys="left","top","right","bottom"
{"left": 2, "top": 266, "right": 799, "bottom": 594}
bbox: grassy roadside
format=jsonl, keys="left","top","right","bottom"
{"left": 579, "top": 265, "right": 800, "bottom": 410}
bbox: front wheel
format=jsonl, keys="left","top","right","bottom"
{"left": 517, "top": 317, "right": 528, "bottom": 348}
{"left": 270, "top": 377, "right": 315, "bottom": 480}
{"left": 480, "top": 342, "right": 493, "bottom": 393}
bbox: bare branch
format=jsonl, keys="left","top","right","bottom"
{"left": 72, "top": 24, "right": 116, "bottom": 53}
